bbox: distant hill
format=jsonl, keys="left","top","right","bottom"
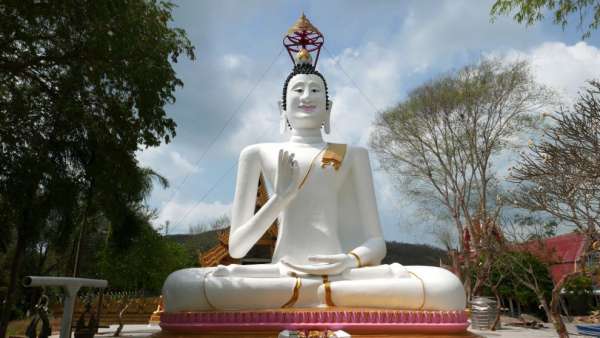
{"left": 167, "top": 232, "right": 447, "bottom": 267}
{"left": 382, "top": 241, "right": 447, "bottom": 266}
{"left": 166, "top": 230, "right": 220, "bottom": 261}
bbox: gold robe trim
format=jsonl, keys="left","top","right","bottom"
{"left": 281, "top": 277, "right": 302, "bottom": 308}
{"left": 321, "top": 275, "right": 335, "bottom": 307}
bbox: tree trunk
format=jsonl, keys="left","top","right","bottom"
{"left": 0, "top": 231, "right": 27, "bottom": 338}
{"left": 550, "top": 272, "right": 585, "bottom": 338}
{"left": 472, "top": 256, "right": 492, "bottom": 296}
{"left": 462, "top": 255, "right": 472, "bottom": 301}
{"left": 73, "top": 186, "right": 94, "bottom": 277}
{"left": 490, "top": 285, "right": 502, "bottom": 331}
{"left": 537, "top": 291, "right": 553, "bottom": 323}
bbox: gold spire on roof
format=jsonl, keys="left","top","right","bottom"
{"left": 287, "top": 12, "right": 321, "bottom": 34}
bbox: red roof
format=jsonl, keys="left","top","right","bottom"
{"left": 518, "top": 232, "right": 586, "bottom": 283}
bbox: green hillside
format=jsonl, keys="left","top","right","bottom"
{"left": 168, "top": 232, "right": 447, "bottom": 267}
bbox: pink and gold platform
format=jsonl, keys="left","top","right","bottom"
{"left": 159, "top": 308, "right": 470, "bottom": 336}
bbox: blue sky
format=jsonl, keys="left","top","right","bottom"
{"left": 137, "top": 0, "right": 600, "bottom": 246}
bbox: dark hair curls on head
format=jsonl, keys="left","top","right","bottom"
{"left": 282, "top": 63, "right": 330, "bottom": 111}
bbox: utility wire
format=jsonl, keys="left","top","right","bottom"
{"left": 323, "top": 46, "right": 384, "bottom": 114}
{"left": 170, "top": 160, "right": 238, "bottom": 231}
{"left": 171, "top": 47, "right": 385, "bottom": 231}
{"left": 169, "top": 124, "right": 275, "bottom": 230}
{"left": 157, "top": 47, "right": 284, "bottom": 217}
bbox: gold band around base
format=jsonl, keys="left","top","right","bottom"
{"left": 281, "top": 277, "right": 302, "bottom": 308}
{"left": 321, "top": 275, "right": 335, "bottom": 307}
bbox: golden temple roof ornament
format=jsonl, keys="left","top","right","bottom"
{"left": 283, "top": 13, "right": 324, "bottom": 68}
{"left": 287, "top": 12, "right": 321, "bottom": 35}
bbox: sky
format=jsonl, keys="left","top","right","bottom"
{"left": 137, "top": 0, "right": 600, "bottom": 246}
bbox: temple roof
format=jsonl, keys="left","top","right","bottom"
{"left": 517, "top": 232, "right": 587, "bottom": 283}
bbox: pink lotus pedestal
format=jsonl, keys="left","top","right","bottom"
{"left": 159, "top": 308, "right": 473, "bottom": 337}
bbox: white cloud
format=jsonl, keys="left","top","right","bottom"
{"left": 504, "top": 42, "right": 600, "bottom": 104}
{"left": 223, "top": 54, "right": 244, "bottom": 70}
{"left": 220, "top": 53, "right": 287, "bottom": 153}
{"left": 154, "top": 199, "right": 232, "bottom": 233}
{"left": 137, "top": 146, "right": 201, "bottom": 181}
{"left": 143, "top": 2, "right": 600, "bottom": 243}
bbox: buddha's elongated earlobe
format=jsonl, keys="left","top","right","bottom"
{"left": 323, "top": 100, "right": 333, "bottom": 134}
{"left": 278, "top": 100, "right": 286, "bottom": 134}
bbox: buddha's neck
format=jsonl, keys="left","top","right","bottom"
{"left": 289, "top": 128, "right": 325, "bottom": 145}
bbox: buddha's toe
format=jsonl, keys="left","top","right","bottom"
{"left": 162, "top": 268, "right": 213, "bottom": 312}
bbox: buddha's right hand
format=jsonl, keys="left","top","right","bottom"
{"left": 274, "top": 149, "right": 300, "bottom": 202}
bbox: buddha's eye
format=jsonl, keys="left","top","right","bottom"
{"left": 311, "top": 89, "right": 320, "bottom": 93}
{"left": 294, "top": 88, "right": 303, "bottom": 93}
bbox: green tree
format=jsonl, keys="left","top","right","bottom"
{"left": 0, "top": 1, "right": 194, "bottom": 336}
{"left": 370, "top": 59, "right": 551, "bottom": 297}
{"left": 509, "top": 81, "right": 600, "bottom": 337}
{"left": 491, "top": 0, "right": 600, "bottom": 39}
{"left": 97, "top": 220, "right": 194, "bottom": 293}
{"left": 492, "top": 251, "right": 554, "bottom": 322}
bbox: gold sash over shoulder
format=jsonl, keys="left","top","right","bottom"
{"left": 321, "top": 143, "right": 347, "bottom": 170}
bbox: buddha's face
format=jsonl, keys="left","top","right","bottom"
{"left": 285, "top": 74, "right": 329, "bottom": 130}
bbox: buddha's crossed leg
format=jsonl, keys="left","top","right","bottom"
{"left": 163, "top": 263, "right": 465, "bottom": 312}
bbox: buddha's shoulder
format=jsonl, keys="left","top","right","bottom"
{"left": 344, "top": 145, "right": 371, "bottom": 161}
{"left": 238, "top": 143, "right": 281, "bottom": 158}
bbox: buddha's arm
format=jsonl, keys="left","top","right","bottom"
{"left": 229, "top": 146, "right": 298, "bottom": 258}
{"left": 348, "top": 146, "right": 386, "bottom": 266}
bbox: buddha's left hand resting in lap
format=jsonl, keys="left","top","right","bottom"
{"left": 162, "top": 53, "right": 466, "bottom": 313}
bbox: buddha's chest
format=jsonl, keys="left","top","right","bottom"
{"left": 260, "top": 145, "right": 351, "bottom": 192}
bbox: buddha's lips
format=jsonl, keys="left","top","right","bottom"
{"left": 299, "top": 105, "right": 316, "bottom": 112}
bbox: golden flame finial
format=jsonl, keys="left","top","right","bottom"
{"left": 287, "top": 12, "right": 321, "bottom": 34}
{"left": 296, "top": 48, "right": 311, "bottom": 63}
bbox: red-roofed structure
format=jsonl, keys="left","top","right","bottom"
{"left": 518, "top": 232, "right": 587, "bottom": 284}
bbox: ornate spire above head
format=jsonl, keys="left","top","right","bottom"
{"left": 287, "top": 12, "right": 321, "bottom": 35}
{"left": 294, "top": 48, "right": 313, "bottom": 65}
{"left": 283, "top": 13, "right": 324, "bottom": 68}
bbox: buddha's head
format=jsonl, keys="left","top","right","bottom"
{"left": 279, "top": 63, "right": 333, "bottom": 133}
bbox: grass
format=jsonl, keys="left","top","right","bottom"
{"left": 7, "top": 318, "right": 61, "bottom": 337}
{"left": 6, "top": 319, "right": 29, "bottom": 337}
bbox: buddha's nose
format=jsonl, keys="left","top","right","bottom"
{"left": 300, "top": 89, "right": 310, "bottom": 101}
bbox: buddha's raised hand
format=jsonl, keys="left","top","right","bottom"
{"left": 274, "top": 149, "right": 300, "bottom": 201}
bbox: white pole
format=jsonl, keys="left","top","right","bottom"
{"left": 23, "top": 276, "right": 108, "bottom": 338}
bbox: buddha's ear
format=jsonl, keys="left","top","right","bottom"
{"left": 324, "top": 100, "right": 333, "bottom": 134}
{"left": 278, "top": 100, "right": 286, "bottom": 134}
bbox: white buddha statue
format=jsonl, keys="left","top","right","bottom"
{"left": 162, "top": 52, "right": 465, "bottom": 314}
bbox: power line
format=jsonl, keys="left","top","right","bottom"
{"left": 323, "top": 46, "right": 384, "bottom": 114}
{"left": 170, "top": 47, "right": 385, "bottom": 230}
{"left": 169, "top": 123, "right": 275, "bottom": 230}
{"left": 157, "top": 47, "right": 284, "bottom": 216}
{"left": 170, "top": 160, "right": 238, "bottom": 231}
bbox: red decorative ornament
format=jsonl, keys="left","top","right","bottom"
{"left": 283, "top": 13, "right": 324, "bottom": 67}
